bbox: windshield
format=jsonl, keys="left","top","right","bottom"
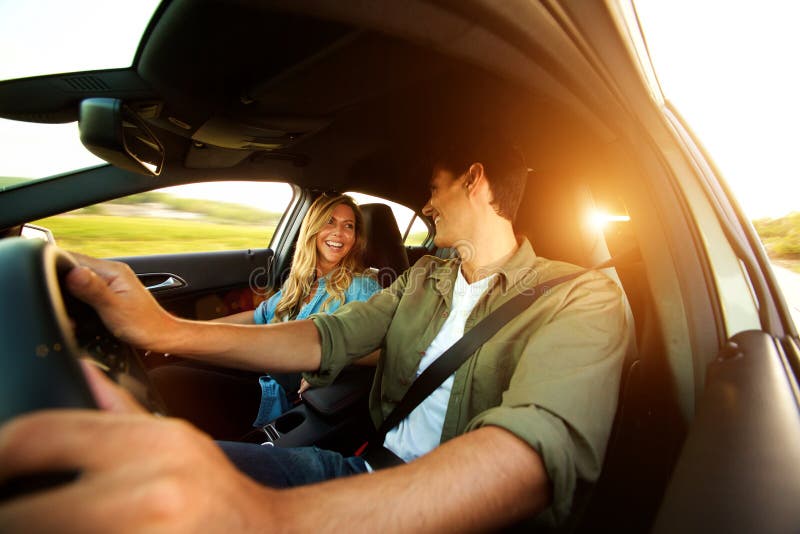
{"left": 0, "top": 0, "right": 161, "bottom": 190}
{"left": 0, "top": 0, "right": 161, "bottom": 81}
{"left": 0, "top": 120, "right": 106, "bottom": 189}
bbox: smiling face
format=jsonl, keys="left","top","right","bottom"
{"left": 315, "top": 203, "right": 357, "bottom": 275}
{"left": 422, "top": 166, "right": 472, "bottom": 248}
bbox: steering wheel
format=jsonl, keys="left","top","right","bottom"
{"left": 0, "top": 237, "right": 165, "bottom": 421}
{"left": 0, "top": 238, "right": 164, "bottom": 499}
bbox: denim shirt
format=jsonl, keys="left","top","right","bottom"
{"left": 251, "top": 273, "right": 381, "bottom": 426}
{"left": 253, "top": 274, "right": 382, "bottom": 324}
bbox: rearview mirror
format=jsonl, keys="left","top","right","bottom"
{"left": 79, "top": 98, "right": 165, "bottom": 176}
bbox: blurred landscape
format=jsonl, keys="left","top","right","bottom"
{"left": 26, "top": 190, "right": 428, "bottom": 257}
{"left": 753, "top": 212, "right": 800, "bottom": 273}
{"left": 32, "top": 191, "right": 282, "bottom": 257}
{"left": 754, "top": 213, "right": 800, "bottom": 326}
{"left": 0, "top": 176, "right": 26, "bottom": 188}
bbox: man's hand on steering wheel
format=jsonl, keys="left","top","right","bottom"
{"left": 79, "top": 359, "right": 149, "bottom": 415}
{"left": 66, "top": 253, "right": 180, "bottom": 353}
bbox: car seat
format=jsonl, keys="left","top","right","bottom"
{"left": 514, "top": 174, "right": 647, "bottom": 530}
{"left": 360, "top": 203, "right": 410, "bottom": 287}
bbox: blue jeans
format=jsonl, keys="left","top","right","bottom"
{"left": 218, "top": 442, "right": 369, "bottom": 488}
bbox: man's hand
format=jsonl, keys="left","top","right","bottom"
{"left": 65, "top": 253, "right": 323, "bottom": 374}
{"left": 0, "top": 363, "right": 275, "bottom": 533}
{"left": 79, "top": 359, "right": 148, "bottom": 415}
{"left": 0, "top": 362, "right": 551, "bottom": 532}
{"left": 66, "top": 253, "right": 179, "bottom": 351}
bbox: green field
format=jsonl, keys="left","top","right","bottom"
{"left": 22, "top": 186, "right": 428, "bottom": 257}
{"left": 108, "top": 191, "right": 283, "bottom": 226}
{"left": 34, "top": 213, "right": 429, "bottom": 258}
{"left": 0, "top": 176, "right": 31, "bottom": 189}
{"left": 405, "top": 231, "right": 429, "bottom": 246}
{"left": 753, "top": 212, "right": 800, "bottom": 273}
{"left": 34, "top": 215, "right": 274, "bottom": 257}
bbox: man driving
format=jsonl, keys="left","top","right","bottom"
{"left": 0, "top": 134, "right": 631, "bottom": 531}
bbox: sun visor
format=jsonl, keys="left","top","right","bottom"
{"left": 191, "top": 115, "right": 330, "bottom": 150}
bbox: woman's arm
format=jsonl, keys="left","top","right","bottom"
{"left": 212, "top": 310, "right": 256, "bottom": 324}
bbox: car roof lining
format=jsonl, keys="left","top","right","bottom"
{"left": 0, "top": 0, "right": 631, "bottom": 227}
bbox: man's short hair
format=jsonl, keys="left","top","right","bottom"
{"left": 432, "top": 133, "right": 528, "bottom": 222}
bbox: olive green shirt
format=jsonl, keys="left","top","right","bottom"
{"left": 308, "top": 238, "right": 631, "bottom": 523}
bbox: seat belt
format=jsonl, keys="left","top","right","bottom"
{"left": 359, "top": 250, "right": 638, "bottom": 467}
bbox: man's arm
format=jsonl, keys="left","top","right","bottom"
{"left": 0, "top": 371, "right": 548, "bottom": 532}
{"left": 0, "top": 412, "right": 549, "bottom": 533}
{"left": 280, "top": 426, "right": 551, "bottom": 531}
{"left": 67, "top": 254, "right": 322, "bottom": 373}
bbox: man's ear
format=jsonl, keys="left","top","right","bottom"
{"left": 465, "top": 163, "right": 485, "bottom": 191}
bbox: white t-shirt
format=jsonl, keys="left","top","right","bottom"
{"left": 381, "top": 268, "right": 496, "bottom": 463}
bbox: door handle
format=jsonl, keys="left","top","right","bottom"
{"left": 138, "top": 273, "right": 187, "bottom": 292}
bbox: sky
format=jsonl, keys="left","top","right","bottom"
{"left": 634, "top": 0, "right": 800, "bottom": 219}
{"left": 0, "top": 1, "right": 797, "bottom": 220}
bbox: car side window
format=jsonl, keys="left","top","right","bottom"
{"left": 403, "top": 214, "right": 430, "bottom": 246}
{"left": 345, "top": 191, "right": 430, "bottom": 246}
{"left": 31, "top": 181, "right": 294, "bottom": 257}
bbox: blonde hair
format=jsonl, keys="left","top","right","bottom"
{"left": 272, "top": 194, "right": 367, "bottom": 323}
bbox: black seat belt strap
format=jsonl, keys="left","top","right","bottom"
{"left": 374, "top": 269, "right": 588, "bottom": 439}
{"left": 360, "top": 250, "right": 638, "bottom": 466}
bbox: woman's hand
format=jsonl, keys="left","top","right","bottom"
{"left": 298, "top": 378, "right": 312, "bottom": 396}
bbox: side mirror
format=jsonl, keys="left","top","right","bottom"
{"left": 21, "top": 224, "right": 55, "bottom": 244}
{"left": 79, "top": 98, "right": 165, "bottom": 176}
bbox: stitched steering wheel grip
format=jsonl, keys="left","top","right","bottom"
{"left": 0, "top": 238, "right": 97, "bottom": 502}
{"left": 0, "top": 238, "right": 97, "bottom": 423}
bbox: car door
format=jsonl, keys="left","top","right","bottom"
{"left": 647, "top": 107, "right": 800, "bottom": 532}
{"left": 119, "top": 248, "right": 276, "bottom": 321}
{"left": 584, "top": 5, "right": 800, "bottom": 530}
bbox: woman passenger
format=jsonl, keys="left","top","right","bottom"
{"left": 151, "top": 194, "right": 381, "bottom": 438}
{"left": 252, "top": 193, "right": 379, "bottom": 326}
{"left": 246, "top": 193, "right": 381, "bottom": 425}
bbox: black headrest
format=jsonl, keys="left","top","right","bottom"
{"left": 360, "top": 203, "right": 410, "bottom": 287}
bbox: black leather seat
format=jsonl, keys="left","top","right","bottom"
{"left": 515, "top": 175, "right": 649, "bottom": 530}
{"left": 359, "top": 203, "right": 410, "bottom": 287}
